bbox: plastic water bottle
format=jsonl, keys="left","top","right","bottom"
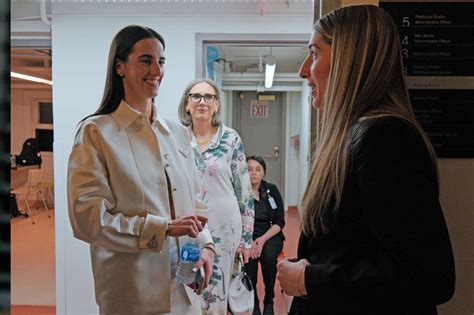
{"left": 176, "top": 237, "right": 200, "bottom": 284}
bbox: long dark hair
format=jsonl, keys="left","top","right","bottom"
{"left": 84, "top": 25, "right": 165, "bottom": 120}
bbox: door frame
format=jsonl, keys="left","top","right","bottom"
{"left": 195, "top": 33, "right": 309, "bottom": 209}
{"left": 195, "top": 33, "right": 310, "bottom": 78}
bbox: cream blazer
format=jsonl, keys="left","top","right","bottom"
{"left": 68, "top": 101, "right": 213, "bottom": 314}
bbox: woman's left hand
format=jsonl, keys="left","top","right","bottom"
{"left": 236, "top": 246, "right": 252, "bottom": 264}
{"left": 277, "top": 258, "right": 309, "bottom": 297}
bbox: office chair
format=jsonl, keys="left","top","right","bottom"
{"left": 11, "top": 169, "right": 50, "bottom": 224}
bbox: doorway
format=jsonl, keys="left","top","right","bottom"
{"left": 196, "top": 35, "right": 311, "bottom": 208}
{"left": 233, "top": 91, "right": 285, "bottom": 195}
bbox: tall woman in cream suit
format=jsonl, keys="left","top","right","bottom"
{"left": 67, "top": 25, "right": 216, "bottom": 315}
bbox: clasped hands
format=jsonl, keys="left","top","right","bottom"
{"left": 168, "top": 214, "right": 215, "bottom": 292}
{"left": 249, "top": 236, "right": 267, "bottom": 259}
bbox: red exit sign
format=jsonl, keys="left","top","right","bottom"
{"left": 250, "top": 101, "right": 268, "bottom": 118}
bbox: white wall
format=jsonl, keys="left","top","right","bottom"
{"left": 52, "top": 12, "right": 312, "bottom": 314}
{"left": 11, "top": 89, "right": 35, "bottom": 155}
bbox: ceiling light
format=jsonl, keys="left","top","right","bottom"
{"left": 11, "top": 72, "right": 53, "bottom": 85}
{"left": 264, "top": 55, "right": 276, "bottom": 89}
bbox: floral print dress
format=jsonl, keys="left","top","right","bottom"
{"left": 189, "top": 124, "right": 254, "bottom": 315}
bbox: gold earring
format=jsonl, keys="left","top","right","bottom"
{"left": 186, "top": 107, "right": 190, "bottom": 113}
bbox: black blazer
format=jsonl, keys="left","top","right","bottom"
{"left": 291, "top": 118, "right": 455, "bottom": 314}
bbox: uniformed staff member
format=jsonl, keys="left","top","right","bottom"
{"left": 246, "top": 155, "right": 285, "bottom": 315}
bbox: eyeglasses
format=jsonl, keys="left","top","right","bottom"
{"left": 188, "top": 93, "right": 218, "bottom": 104}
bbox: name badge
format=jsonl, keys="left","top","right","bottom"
{"left": 268, "top": 196, "right": 277, "bottom": 210}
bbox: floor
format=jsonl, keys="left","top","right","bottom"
{"left": 10, "top": 201, "right": 56, "bottom": 314}
{"left": 10, "top": 203, "right": 300, "bottom": 315}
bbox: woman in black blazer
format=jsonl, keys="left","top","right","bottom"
{"left": 277, "top": 5, "right": 455, "bottom": 314}
{"left": 246, "top": 155, "right": 285, "bottom": 315}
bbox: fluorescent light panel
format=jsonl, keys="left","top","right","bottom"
{"left": 11, "top": 72, "right": 53, "bottom": 85}
{"left": 265, "top": 64, "right": 276, "bottom": 88}
{"left": 264, "top": 55, "right": 276, "bottom": 89}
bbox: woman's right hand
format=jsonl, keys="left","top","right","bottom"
{"left": 168, "top": 215, "right": 208, "bottom": 238}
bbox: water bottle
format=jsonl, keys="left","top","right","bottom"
{"left": 176, "top": 237, "right": 200, "bottom": 284}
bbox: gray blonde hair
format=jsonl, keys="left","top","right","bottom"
{"left": 178, "top": 78, "right": 222, "bottom": 127}
{"left": 301, "top": 5, "right": 437, "bottom": 236}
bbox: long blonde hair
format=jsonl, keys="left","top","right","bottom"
{"left": 301, "top": 5, "right": 437, "bottom": 236}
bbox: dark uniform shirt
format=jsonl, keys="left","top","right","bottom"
{"left": 253, "top": 180, "right": 285, "bottom": 240}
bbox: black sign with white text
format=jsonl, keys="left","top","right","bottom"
{"left": 380, "top": 2, "right": 474, "bottom": 157}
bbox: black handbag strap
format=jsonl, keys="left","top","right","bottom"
{"left": 238, "top": 252, "right": 249, "bottom": 274}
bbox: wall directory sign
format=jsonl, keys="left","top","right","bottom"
{"left": 380, "top": 2, "right": 474, "bottom": 158}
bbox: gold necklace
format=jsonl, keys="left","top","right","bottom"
{"left": 195, "top": 127, "right": 216, "bottom": 145}
{"left": 196, "top": 137, "right": 212, "bottom": 145}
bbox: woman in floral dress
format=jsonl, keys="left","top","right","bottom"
{"left": 178, "top": 78, "right": 254, "bottom": 314}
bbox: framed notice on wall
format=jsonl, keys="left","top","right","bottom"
{"left": 380, "top": 2, "right": 474, "bottom": 158}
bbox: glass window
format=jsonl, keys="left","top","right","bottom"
{"left": 39, "top": 101, "right": 53, "bottom": 124}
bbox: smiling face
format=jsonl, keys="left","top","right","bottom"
{"left": 116, "top": 37, "right": 165, "bottom": 106}
{"left": 247, "top": 159, "right": 265, "bottom": 187}
{"left": 186, "top": 82, "right": 220, "bottom": 124}
{"left": 299, "top": 32, "right": 332, "bottom": 108}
